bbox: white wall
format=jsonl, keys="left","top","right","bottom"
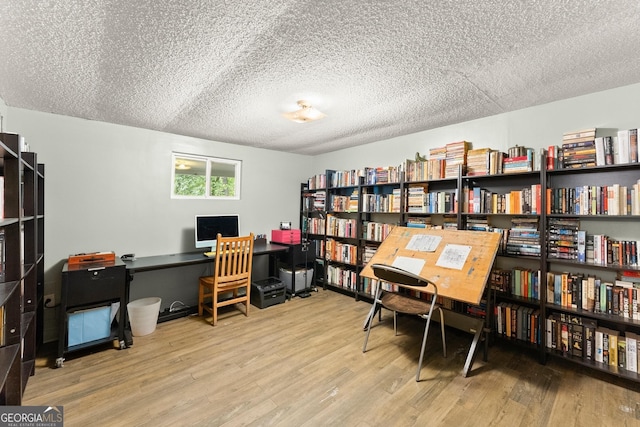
{"left": 0, "top": 97, "right": 7, "bottom": 132}
{"left": 312, "top": 83, "right": 640, "bottom": 172}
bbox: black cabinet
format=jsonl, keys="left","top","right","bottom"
{"left": 57, "top": 260, "right": 127, "bottom": 368}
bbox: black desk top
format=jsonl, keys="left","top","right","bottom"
{"left": 122, "top": 243, "right": 289, "bottom": 273}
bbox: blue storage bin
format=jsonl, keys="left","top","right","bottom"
{"left": 67, "top": 306, "right": 112, "bottom": 346}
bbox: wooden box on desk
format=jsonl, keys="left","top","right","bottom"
{"left": 271, "top": 229, "right": 301, "bottom": 244}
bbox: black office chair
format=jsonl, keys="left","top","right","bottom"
{"left": 362, "top": 263, "right": 446, "bottom": 382}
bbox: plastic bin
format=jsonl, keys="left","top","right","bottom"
{"left": 279, "top": 267, "right": 314, "bottom": 292}
{"left": 67, "top": 305, "right": 111, "bottom": 346}
{"left": 127, "top": 297, "right": 162, "bottom": 336}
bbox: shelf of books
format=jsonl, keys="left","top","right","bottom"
{"left": 302, "top": 127, "right": 640, "bottom": 382}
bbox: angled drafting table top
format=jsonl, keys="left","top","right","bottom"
{"left": 360, "top": 227, "right": 500, "bottom": 305}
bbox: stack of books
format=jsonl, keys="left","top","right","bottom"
{"left": 312, "top": 191, "right": 326, "bottom": 210}
{"left": 307, "top": 174, "right": 326, "bottom": 189}
{"left": 465, "top": 216, "right": 491, "bottom": 231}
{"left": 391, "top": 188, "right": 401, "bottom": 213}
{"left": 561, "top": 128, "right": 596, "bottom": 169}
{"left": 405, "top": 159, "right": 427, "bottom": 182}
{"left": 466, "top": 148, "right": 491, "bottom": 176}
{"left": 406, "top": 217, "right": 431, "bottom": 228}
{"left": 348, "top": 189, "right": 359, "bottom": 212}
{"left": 505, "top": 217, "right": 540, "bottom": 257}
{"left": 444, "top": 141, "right": 470, "bottom": 178}
{"left": 503, "top": 146, "right": 534, "bottom": 173}
{"left": 428, "top": 146, "right": 447, "bottom": 179}
{"left": 547, "top": 218, "right": 580, "bottom": 260}
{"left": 364, "top": 165, "right": 401, "bottom": 184}
{"left": 442, "top": 215, "right": 458, "bottom": 229}
{"left": 406, "top": 184, "right": 428, "bottom": 213}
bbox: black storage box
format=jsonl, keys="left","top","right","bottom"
{"left": 251, "top": 277, "right": 286, "bottom": 309}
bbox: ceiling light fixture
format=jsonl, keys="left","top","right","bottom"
{"left": 175, "top": 163, "right": 191, "bottom": 170}
{"left": 282, "top": 100, "right": 326, "bottom": 123}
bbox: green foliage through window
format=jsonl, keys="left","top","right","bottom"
{"left": 172, "top": 153, "right": 241, "bottom": 200}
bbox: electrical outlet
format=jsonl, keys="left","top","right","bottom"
{"left": 44, "top": 293, "right": 55, "bottom": 308}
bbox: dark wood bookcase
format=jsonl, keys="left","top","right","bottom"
{"left": 0, "top": 133, "right": 44, "bottom": 404}
{"left": 301, "top": 159, "right": 640, "bottom": 383}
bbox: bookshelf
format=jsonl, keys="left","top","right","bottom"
{"left": 0, "top": 133, "right": 44, "bottom": 404}
{"left": 543, "top": 162, "right": 640, "bottom": 381}
{"left": 302, "top": 153, "right": 640, "bottom": 382}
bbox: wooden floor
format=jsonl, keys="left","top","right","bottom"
{"left": 24, "top": 290, "right": 640, "bottom": 427}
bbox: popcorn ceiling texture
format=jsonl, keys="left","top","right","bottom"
{"left": 1, "top": 1, "right": 639, "bottom": 155}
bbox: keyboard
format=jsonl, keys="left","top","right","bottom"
{"left": 203, "top": 251, "right": 216, "bottom": 258}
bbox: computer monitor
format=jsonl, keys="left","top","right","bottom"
{"left": 195, "top": 214, "right": 240, "bottom": 251}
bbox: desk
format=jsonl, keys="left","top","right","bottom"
{"left": 124, "top": 243, "right": 289, "bottom": 322}
{"left": 361, "top": 227, "right": 501, "bottom": 377}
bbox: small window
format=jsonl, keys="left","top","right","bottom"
{"left": 172, "top": 153, "right": 241, "bottom": 199}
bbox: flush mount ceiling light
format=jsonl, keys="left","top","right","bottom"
{"left": 175, "top": 162, "right": 191, "bottom": 170}
{"left": 282, "top": 100, "right": 326, "bottom": 123}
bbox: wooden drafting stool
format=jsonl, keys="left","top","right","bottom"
{"left": 363, "top": 263, "right": 446, "bottom": 382}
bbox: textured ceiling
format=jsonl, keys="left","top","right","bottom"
{"left": 1, "top": 1, "right": 640, "bottom": 155}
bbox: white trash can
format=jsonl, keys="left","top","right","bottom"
{"left": 127, "top": 297, "right": 162, "bottom": 336}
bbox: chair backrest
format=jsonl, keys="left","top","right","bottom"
{"left": 213, "top": 233, "right": 255, "bottom": 286}
{"left": 371, "top": 263, "right": 438, "bottom": 298}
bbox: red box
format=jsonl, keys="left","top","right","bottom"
{"left": 271, "top": 229, "right": 301, "bottom": 244}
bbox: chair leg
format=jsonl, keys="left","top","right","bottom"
{"left": 198, "top": 284, "right": 204, "bottom": 316}
{"left": 212, "top": 291, "right": 218, "bottom": 326}
{"left": 363, "top": 301, "right": 380, "bottom": 352}
{"left": 416, "top": 315, "right": 433, "bottom": 382}
{"left": 438, "top": 307, "right": 447, "bottom": 358}
{"left": 393, "top": 311, "right": 398, "bottom": 336}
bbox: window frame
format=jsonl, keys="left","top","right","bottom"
{"left": 171, "top": 152, "right": 242, "bottom": 200}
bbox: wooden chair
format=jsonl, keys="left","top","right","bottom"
{"left": 363, "top": 263, "right": 446, "bottom": 381}
{"left": 198, "top": 233, "right": 254, "bottom": 326}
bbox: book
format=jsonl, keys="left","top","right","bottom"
{"left": 577, "top": 230, "right": 586, "bottom": 262}
{"left": 618, "top": 129, "right": 631, "bottom": 164}
{"left": 630, "top": 129, "right": 638, "bottom": 163}
{"left": 583, "top": 319, "right": 597, "bottom": 361}
{"left": 626, "top": 332, "right": 639, "bottom": 373}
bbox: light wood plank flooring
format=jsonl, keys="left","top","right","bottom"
{"left": 24, "top": 290, "right": 640, "bottom": 426}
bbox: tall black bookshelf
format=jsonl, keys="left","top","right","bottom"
{"left": 0, "top": 133, "right": 44, "bottom": 404}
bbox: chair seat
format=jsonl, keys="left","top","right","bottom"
{"left": 381, "top": 292, "right": 434, "bottom": 315}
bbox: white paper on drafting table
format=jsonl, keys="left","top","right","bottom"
{"left": 435, "top": 244, "right": 472, "bottom": 270}
{"left": 391, "top": 256, "right": 425, "bottom": 276}
{"left": 406, "top": 234, "right": 442, "bottom": 252}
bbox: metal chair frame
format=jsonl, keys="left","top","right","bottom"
{"left": 363, "top": 263, "right": 447, "bottom": 381}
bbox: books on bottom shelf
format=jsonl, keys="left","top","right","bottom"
{"left": 494, "top": 302, "right": 541, "bottom": 345}
{"left": 546, "top": 312, "right": 640, "bottom": 374}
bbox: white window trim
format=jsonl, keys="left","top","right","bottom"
{"left": 171, "top": 152, "right": 242, "bottom": 200}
